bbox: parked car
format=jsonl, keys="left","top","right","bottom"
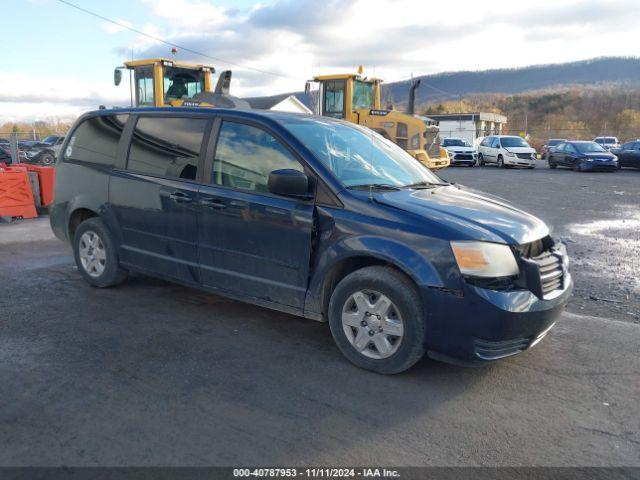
{"left": 0, "top": 144, "right": 27, "bottom": 163}
{"left": 477, "top": 135, "right": 536, "bottom": 168}
{"left": 541, "top": 139, "right": 567, "bottom": 159}
{"left": 50, "top": 108, "right": 572, "bottom": 373}
{"left": 547, "top": 141, "right": 618, "bottom": 172}
{"left": 0, "top": 145, "right": 11, "bottom": 163}
{"left": 24, "top": 146, "right": 57, "bottom": 165}
{"left": 593, "top": 136, "right": 619, "bottom": 151}
{"left": 610, "top": 140, "right": 640, "bottom": 169}
{"left": 441, "top": 138, "right": 477, "bottom": 166}
{"left": 41, "top": 135, "right": 66, "bottom": 156}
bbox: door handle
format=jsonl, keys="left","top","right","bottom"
{"left": 200, "top": 198, "right": 227, "bottom": 209}
{"left": 169, "top": 191, "right": 193, "bottom": 203}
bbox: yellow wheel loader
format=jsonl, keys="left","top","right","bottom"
{"left": 114, "top": 58, "right": 249, "bottom": 109}
{"left": 306, "top": 71, "right": 449, "bottom": 170}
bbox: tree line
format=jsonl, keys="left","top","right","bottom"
{"left": 422, "top": 85, "right": 640, "bottom": 149}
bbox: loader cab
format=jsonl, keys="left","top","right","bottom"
{"left": 116, "top": 58, "right": 214, "bottom": 107}
{"left": 310, "top": 74, "right": 381, "bottom": 123}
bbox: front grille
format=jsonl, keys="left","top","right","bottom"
{"left": 473, "top": 337, "right": 532, "bottom": 360}
{"left": 454, "top": 153, "right": 473, "bottom": 160}
{"left": 516, "top": 152, "right": 533, "bottom": 159}
{"left": 516, "top": 236, "right": 567, "bottom": 299}
{"left": 531, "top": 250, "right": 564, "bottom": 296}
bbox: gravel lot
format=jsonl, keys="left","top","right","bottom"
{"left": 0, "top": 164, "right": 639, "bottom": 467}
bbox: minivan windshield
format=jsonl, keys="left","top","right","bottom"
{"left": 501, "top": 137, "right": 530, "bottom": 148}
{"left": 575, "top": 142, "right": 607, "bottom": 153}
{"left": 282, "top": 118, "right": 442, "bottom": 188}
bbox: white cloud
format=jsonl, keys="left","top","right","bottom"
{"left": 0, "top": 72, "right": 128, "bottom": 122}
{"left": 4, "top": 0, "right": 640, "bottom": 121}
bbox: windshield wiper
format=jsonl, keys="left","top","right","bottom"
{"left": 402, "top": 181, "right": 450, "bottom": 189}
{"left": 347, "top": 183, "right": 402, "bottom": 191}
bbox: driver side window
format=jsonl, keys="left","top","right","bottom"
{"left": 212, "top": 121, "right": 303, "bottom": 193}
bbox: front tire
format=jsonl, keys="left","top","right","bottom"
{"left": 328, "top": 266, "right": 426, "bottom": 374}
{"left": 548, "top": 159, "right": 557, "bottom": 169}
{"left": 478, "top": 153, "right": 485, "bottom": 166}
{"left": 73, "top": 217, "right": 127, "bottom": 288}
{"left": 497, "top": 155, "right": 505, "bottom": 168}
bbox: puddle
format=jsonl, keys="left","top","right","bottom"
{"left": 567, "top": 206, "right": 640, "bottom": 293}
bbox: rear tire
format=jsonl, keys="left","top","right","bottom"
{"left": 73, "top": 217, "right": 127, "bottom": 288}
{"left": 328, "top": 266, "right": 426, "bottom": 374}
{"left": 39, "top": 153, "right": 55, "bottom": 166}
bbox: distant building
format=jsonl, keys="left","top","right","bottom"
{"left": 245, "top": 93, "right": 312, "bottom": 114}
{"left": 429, "top": 112, "right": 507, "bottom": 146}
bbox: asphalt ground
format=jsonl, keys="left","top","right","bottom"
{"left": 0, "top": 162, "right": 639, "bottom": 467}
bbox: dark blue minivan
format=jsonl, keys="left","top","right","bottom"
{"left": 50, "top": 108, "right": 572, "bottom": 373}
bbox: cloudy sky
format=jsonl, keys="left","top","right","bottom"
{"left": 2, "top": 0, "right": 639, "bottom": 121}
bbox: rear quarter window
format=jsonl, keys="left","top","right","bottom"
{"left": 126, "top": 116, "right": 207, "bottom": 180}
{"left": 64, "top": 114, "right": 129, "bottom": 165}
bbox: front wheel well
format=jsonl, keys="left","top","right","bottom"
{"left": 320, "top": 256, "right": 417, "bottom": 320}
{"left": 68, "top": 208, "right": 98, "bottom": 240}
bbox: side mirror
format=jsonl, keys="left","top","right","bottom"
{"left": 268, "top": 169, "right": 309, "bottom": 197}
{"left": 114, "top": 68, "right": 123, "bottom": 86}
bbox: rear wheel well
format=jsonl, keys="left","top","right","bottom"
{"left": 320, "top": 256, "right": 416, "bottom": 320}
{"left": 68, "top": 208, "right": 97, "bottom": 240}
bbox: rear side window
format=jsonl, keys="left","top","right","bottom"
{"left": 127, "top": 116, "right": 206, "bottom": 180}
{"left": 64, "top": 114, "right": 129, "bottom": 165}
{"left": 212, "top": 121, "right": 303, "bottom": 193}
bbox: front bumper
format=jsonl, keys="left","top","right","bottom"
{"left": 504, "top": 155, "right": 535, "bottom": 167}
{"left": 423, "top": 273, "right": 573, "bottom": 365}
{"left": 450, "top": 153, "right": 476, "bottom": 165}
{"left": 580, "top": 160, "right": 618, "bottom": 171}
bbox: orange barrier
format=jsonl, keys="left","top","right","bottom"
{"left": 0, "top": 163, "right": 37, "bottom": 219}
{"left": 21, "top": 164, "right": 55, "bottom": 206}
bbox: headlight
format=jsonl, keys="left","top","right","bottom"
{"left": 451, "top": 241, "right": 519, "bottom": 278}
{"left": 505, "top": 150, "right": 515, "bottom": 157}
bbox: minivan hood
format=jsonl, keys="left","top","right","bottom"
{"left": 375, "top": 186, "right": 549, "bottom": 245}
{"left": 505, "top": 147, "right": 535, "bottom": 154}
{"left": 444, "top": 146, "right": 474, "bottom": 152}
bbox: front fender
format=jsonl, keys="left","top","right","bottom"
{"left": 304, "top": 234, "right": 461, "bottom": 318}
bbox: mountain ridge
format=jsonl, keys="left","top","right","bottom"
{"left": 246, "top": 57, "right": 640, "bottom": 110}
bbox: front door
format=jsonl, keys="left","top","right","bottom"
{"left": 109, "top": 115, "right": 208, "bottom": 284}
{"left": 321, "top": 80, "right": 347, "bottom": 119}
{"left": 197, "top": 119, "right": 315, "bottom": 309}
